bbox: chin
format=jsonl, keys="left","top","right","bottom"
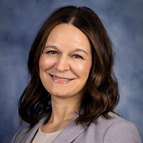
{"left": 49, "top": 90, "right": 69, "bottom": 98}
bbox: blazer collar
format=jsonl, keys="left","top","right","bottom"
{"left": 22, "top": 113, "right": 89, "bottom": 143}
{"left": 20, "top": 116, "right": 48, "bottom": 143}
{"left": 53, "top": 113, "right": 88, "bottom": 143}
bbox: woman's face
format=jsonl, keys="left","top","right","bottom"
{"left": 39, "top": 24, "right": 92, "bottom": 99}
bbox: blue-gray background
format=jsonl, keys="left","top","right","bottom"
{"left": 0, "top": 0, "right": 143, "bottom": 142}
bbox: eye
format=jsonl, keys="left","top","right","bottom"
{"left": 73, "top": 54, "right": 83, "bottom": 59}
{"left": 46, "top": 51, "right": 57, "bottom": 54}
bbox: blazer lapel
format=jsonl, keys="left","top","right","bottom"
{"left": 20, "top": 116, "right": 48, "bottom": 143}
{"left": 53, "top": 114, "right": 88, "bottom": 143}
{"left": 19, "top": 113, "right": 88, "bottom": 143}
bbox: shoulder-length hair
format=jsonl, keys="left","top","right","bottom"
{"left": 18, "top": 5, "right": 119, "bottom": 128}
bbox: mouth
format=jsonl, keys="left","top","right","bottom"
{"left": 49, "top": 74, "right": 74, "bottom": 83}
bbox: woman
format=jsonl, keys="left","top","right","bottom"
{"left": 12, "top": 6, "right": 142, "bottom": 143}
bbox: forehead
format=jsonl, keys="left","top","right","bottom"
{"left": 45, "top": 24, "right": 91, "bottom": 53}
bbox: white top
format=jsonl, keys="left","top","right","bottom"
{"left": 32, "top": 126, "right": 63, "bottom": 143}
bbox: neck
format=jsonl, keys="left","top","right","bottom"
{"left": 48, "top": 95, "right": 81, "bottom": 125}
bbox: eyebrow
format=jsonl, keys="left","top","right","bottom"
{"left": 44, "top": 45, "right": 88, "bottom": 55}
{"left": 44, "top": 45, "right": 58, "bottom": 50}
{"left": 73, "top": 49, "right": 88, "bottom": 55}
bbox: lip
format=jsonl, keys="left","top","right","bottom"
{"left": 49, "top": 74, "right": 74, "bottom": 84}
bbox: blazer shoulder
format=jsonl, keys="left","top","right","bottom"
{"left": 11, "top": 115, "right": 48, "bottom": 143}
{"left": 11, "top": 127, "right": 29, "bottom": 143}
{"left": 101, "top": 113, "right": 142, "bottom": 143}
{"left": 85, "top": 112, "right": 142, "bottom": 143}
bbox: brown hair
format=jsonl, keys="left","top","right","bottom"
{"left": 18, "top": 5, "right": 119, "bottom": 128}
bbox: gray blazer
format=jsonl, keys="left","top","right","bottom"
{"left": 12, "top": 112, "right": 142, "bottom": 143}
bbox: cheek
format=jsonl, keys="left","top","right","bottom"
{"left": 39, "top": 54, "right": 55, "bottom": 70}
{"left": 72, "top": 61, "right": 92, "bottom": 79}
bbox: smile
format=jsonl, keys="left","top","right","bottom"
{"left": 50, "top": 74, "right": 74, "bottom": 84}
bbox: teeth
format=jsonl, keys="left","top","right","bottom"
{"left": 53, "top": 76, "right": 71, "bottom": 81}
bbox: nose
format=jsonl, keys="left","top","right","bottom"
{"left": 55, "top": 55, "right": 70, "bottom": 72}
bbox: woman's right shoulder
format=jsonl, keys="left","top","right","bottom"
{"left": 11, "top": 115, "right": 49, "bottom": 143}
{"left": 11, "top": 127, "right": 29, "bottom": 143}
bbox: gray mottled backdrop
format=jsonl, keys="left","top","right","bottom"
{"left": 0, "top": 0, "right": 143, "bottom": 142}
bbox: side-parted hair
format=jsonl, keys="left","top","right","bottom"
{"left": 19, "top": 5, "right": 119, "bottom": 129}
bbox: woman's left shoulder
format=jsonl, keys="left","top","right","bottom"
{"left": 89, "top": 112, "right": 142, "bottom": 143}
